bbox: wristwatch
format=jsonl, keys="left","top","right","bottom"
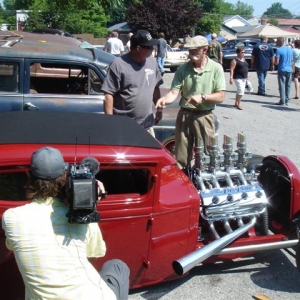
{"left": 201, "top": 94, "right": 206, "bottom": 103}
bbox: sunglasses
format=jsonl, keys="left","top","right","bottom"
{"left": 140, "top": 45, "right": 153, "bottom": 50}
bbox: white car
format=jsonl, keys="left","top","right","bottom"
{"left": 153, "top": 45, "right": 188, "bottom": 72}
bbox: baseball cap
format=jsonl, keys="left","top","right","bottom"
{"left": 130, "top": 30, "right": 158, "bottom": 48}
{"left": 211, "top": 33, "right": 217, "bottom": 38}
{"left": 184, "top": 36, "right": 208, "bottom": 49}
{"left": 30, "top": 146, "right": 66, "bottom": 180}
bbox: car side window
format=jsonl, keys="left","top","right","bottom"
{"left": 0, "top": 172, "right": 28, "bottom": 200}
{"left": 29, "top": 62, "right": 102, "bottom": 95}
{"left": 97, "top": 168, "right": 151, "bottom": 196}
{"left": 0, "top": 168, "right": 151, "bottom": 201}
{"left": 0, "top": 62, "right": 19, "bottom": 93}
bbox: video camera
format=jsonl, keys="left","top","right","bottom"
{"left": 66, "top": 157, "right": 106, "bottom": 224}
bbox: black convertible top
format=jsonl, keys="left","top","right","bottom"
{"left": 0, "top": 111, "right": 161, "bottom": 149}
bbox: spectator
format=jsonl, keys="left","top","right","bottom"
{"left": 102, "top": 30, "right": 163, "bottom": 137}
{"left": 274, "top": 37, "right": 293, "bottom": 106}
{"left": 104, "top": 31, "right": 124, "bottom": 57}
{"left": 251, "top": 36, "right": 274, "bottom": 96}
{"left": 229, "top": 47, "right": 249, "bottom": 110}
{"left": 207, "top": 33, "right": 223, "bottom": 64}
{"left": 292, "top": 39, "right": 300, "bottom": 99}
{"left": 155, "top": 35, "right": 225, "bottom": 169}
{"left": 125, "top": 32, "right": 133, "bottom": 52}
{"left": 155, "top": 32, "right": 168, "bottom": 76}
{"left": 2, "top": 146, "right": 130, "bottom": 300}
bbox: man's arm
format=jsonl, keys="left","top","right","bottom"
{"left": 152, "top": 86, "right": 161, "bottom": 105}
{"left": 185, "top": 90, "right": 225, "bottom": 106}
{"left": 153, "top": 86, "right": 162, "bottom": 124}
{"left": 104, "top": 93, "right": 114, "bottom": 114}
{"left": 155, "top": 89, "right": 180, "bottom": 108}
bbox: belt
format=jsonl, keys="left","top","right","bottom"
{"left": 181, "top": 107, "right": 212, "bottom": 114}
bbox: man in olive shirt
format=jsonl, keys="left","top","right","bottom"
{"left": 207, "top": 33, "right": 223, "bottom": 64}
{"left": 156, "top": 35, "right": 226, "bottom": 169}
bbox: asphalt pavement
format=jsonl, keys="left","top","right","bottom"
{"left": 128, "top": 69, "right": 300, "bottom": 300}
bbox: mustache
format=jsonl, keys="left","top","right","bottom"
{"left": 188, "top": 54, "right": 200, "bottom": 60}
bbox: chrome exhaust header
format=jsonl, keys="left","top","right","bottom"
{"left": 172, "top": 217, "right": 256, "bottom": 275}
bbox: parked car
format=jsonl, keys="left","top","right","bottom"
{"left": 222, "top": 38, "right": 260, "bottom": 71}
{"left": 0, "top": 31, "right": 176, "bottom": 151}
{"left": 153, "top": 44, "right": 188, "bottom": 72}
{"left": 1, "top": 110, "right": 300, "bottom": 299}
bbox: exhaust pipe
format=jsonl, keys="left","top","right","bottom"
{"left": 172, "top": 217, "right": 256, "bottom": 275}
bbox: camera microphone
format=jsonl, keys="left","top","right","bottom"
{"left": 80, "top": 157, "right": 100, "bottom": 175}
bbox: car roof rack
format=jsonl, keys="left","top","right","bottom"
{"left": 0, "top": 31, "right": 23, "bottom": 48}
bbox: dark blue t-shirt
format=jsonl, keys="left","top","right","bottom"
{"left": 252, "top": 42, "right": 274, "bottom": 70}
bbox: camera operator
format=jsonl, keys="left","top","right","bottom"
{"left": 2, "top": 146, "right": 129, "bottom": 300}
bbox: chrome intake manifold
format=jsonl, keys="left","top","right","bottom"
{"left": 191, "top": 134, "right": 268, "bottom": 239}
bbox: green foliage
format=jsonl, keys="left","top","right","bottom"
{"left": 262, "top": 2, "right": 293, "bottom": 19}
{"left": 6, "top": 0, "right": 110, "bottom": 36}
{"left": 267, "top": 17, "right": 279, "bottom": 26}
{"left": 234, "top": 1, "right": 254, "bottom": 17}
{"left": 195, "top": 14, "right": 223, "bottom": 36}
{"left": 126, "top": 0, "right": 202, "bottom": 44}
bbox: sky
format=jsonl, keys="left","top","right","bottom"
{"left": 226, "top": 0, "right": 300, "bottom": 17}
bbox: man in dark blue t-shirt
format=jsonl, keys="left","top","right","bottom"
{"left": 251, "top": 36, "right": 275, "bottom": 96}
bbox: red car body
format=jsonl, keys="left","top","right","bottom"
{"left": 0, "top": 111, "right": 300, "bottom": 300}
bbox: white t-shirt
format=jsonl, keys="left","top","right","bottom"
{"left": 104, "top": 37, "right": 124, "bottom": 55}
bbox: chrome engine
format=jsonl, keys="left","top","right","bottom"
{"left": 172, "top": 134, "right": 298, "bottom": 276}
{"left": 191, "top": 134, "right": 268, "bottom": 240}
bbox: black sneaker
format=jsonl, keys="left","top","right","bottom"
{"left": 275, "top": 102, "right": 284, "bottom": 105}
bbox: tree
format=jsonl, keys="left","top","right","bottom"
{"left": 234, "top": 0, "right": 254, "bottom": 17}
{"left": 3, "top": 0, "right": 109, "bottom": 36}
{"left": 195, "top": 0, "right": 254, "bottom": 35}
{"left": 126, "top": 0, "right": 202, "bottom": 44}
{"left": 262, "top": 2, "right": 293, "bottom": 19}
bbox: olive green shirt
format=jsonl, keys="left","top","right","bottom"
{"left": 171, "top": 57, "right": 226, "bottom": 111}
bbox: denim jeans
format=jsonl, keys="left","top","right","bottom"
{"left": 278, "top": 72, "right": 292, "bottom": 104}
{"left": 157, "top": 57, "right": 165, "bottom": 74}
{"left": 256, "top": 70, "right": 268, "bottom": 94}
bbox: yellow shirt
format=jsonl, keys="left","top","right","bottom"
{"left": 2, "top": 197, "right": 116, "bottom": 300}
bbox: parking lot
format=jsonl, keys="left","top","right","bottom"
{"left": 129, "top": 69, "right": 300, "bottom": 300}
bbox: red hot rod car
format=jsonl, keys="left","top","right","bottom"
{"left": 1, "top": 111, "right": 300, "bottom": 299}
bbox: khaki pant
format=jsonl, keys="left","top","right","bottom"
{"left": 175, "top": 108, "right": 215, "bottom": 168}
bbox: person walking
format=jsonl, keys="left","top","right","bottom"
{"left": 155, "top": 32, "right": 168, "bottom": 76}
{"left": 125, "top": 32, "right": 133, "bottom": 52}
{"left": 229, "top": 47, "right": 249, "bottom": 110}
{"left": 274, "top": 37, "right": 293, "bottom": 106}
{"left": 207, "top": 33, "right": 223, "bottom": 65}
{"left": 103, "top": 31, "right": 124, "bottom": 57}
{"left": 102, "top": 30, "right": 163, "bottom": 136}
{"left": 155, "top": 35, "right": 225, "bottom": 169}
{"left": 292, "top": 39, "right": 300, "bottom": 99}
{"left": 2, "top": 146, "right": 130, "bottom": 300}
{"left": 251, "top": 36, "right": 274, "bottom": 96}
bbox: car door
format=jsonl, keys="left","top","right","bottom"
{"left": 95, "top": 164, "right": 156, "bottom": 287}
{"left": 0, "top": 58, "right": 24, "bottom": 112}
{"left": 23, "top": 59, "right": 105, "bottom": 113}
